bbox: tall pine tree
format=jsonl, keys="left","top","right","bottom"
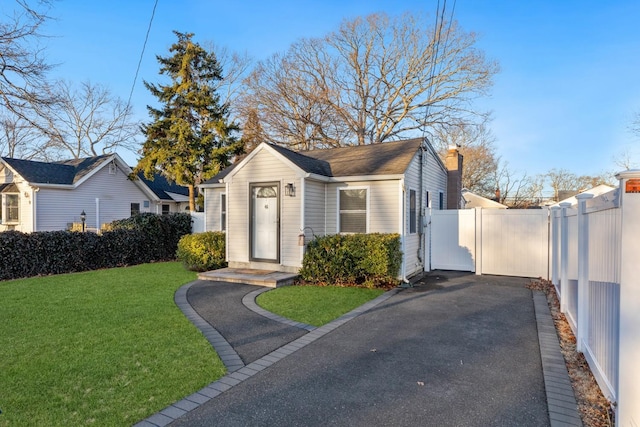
{"left": 137, "top": 31, "right": 243, "bottom": 211}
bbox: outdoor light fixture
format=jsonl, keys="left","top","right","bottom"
{"left": 285, "top": 182, "right": 295, "bottom": 197}
{"left": 80, "top": 210, "right": 86, "bottom": 232}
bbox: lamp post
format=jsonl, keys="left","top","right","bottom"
{"left": 80, "top": 210, "right": 86, "bottom": 232}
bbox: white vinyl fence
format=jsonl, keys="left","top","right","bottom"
{"left": 550, "top": 170, "right": 640, "bottom": 426}
{"left": 430, "top": 207, "right": 549, "bottom": 278}
{"left": 190, "top": 211, "right": 205, "bottom": 233}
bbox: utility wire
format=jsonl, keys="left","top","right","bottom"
{"left": 115, "top": 0, "right": 158, "bottom": 153}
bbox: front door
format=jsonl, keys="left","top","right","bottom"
{"left": 251, "top": 183, "right": 279, "bottom": 262}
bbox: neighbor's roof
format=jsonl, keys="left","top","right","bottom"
{"left": 203, "top": 138, "right": 426, "bottom": 185}
{"left": 137, "top": 173, "right": 189, "bottom": 201}
{"left": 550, "top": 184, "right": 616, "bottom": 207}
{"left": 1, "top": 155, "right": 112, "bottom": 185}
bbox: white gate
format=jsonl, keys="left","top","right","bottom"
{"left": 430, "top": 210, "right": 476, "bottom": 271}
{"left": 430, "top": 208, "right": 549, "bottom": 278}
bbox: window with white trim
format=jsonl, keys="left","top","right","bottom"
{"left": 220, "top": 193, "right": 226, "bottom": 232}
{"left": 5, "top": 194, "right": 19, "bottom": 223}
{"left": 409, "top": 189, "right": 417, "bottom": 234}
{"left": 339, "top": 188, "right": 367, "bottom": 233}
{"left": 161, "top": 204, "right": 170, "bottom": 215}
{"left": 131, "top": 203, "right": 140, "bottom": 216}
{"left": 439, "top": 192, "right": 444, "bottom": 210}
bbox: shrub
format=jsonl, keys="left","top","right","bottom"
{"left": 176, "top": 232, "right": 227, "bottom": 272}
{"left": 299, "top": 233, "right": 402, "bottom": 288}
{"left": 0, "top": 213, "right": 193, "bottom": 281}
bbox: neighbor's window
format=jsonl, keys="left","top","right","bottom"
{"left": 161, "top": 204, "right": 170, "bottom": 215}
{"left": 220, "top": 193, "right": 226, "bottom": 232}
{"left": 409, "top": 189, "right": 417, "bottom": 234}
{"left": 131, "top": 203, "right": 140, "bottom": 216}
{"left": 6, "top": 194, "right": 19, "bottom": 223}
{"left": 339, "top": 188, "right": 367, "bottom": 233}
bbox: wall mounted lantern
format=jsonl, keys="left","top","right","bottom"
{"left": 80, "top": 210, "right": 86, "bottom": 232}
{"left": 285, "top": 183, "right": 296, "bottom": 197}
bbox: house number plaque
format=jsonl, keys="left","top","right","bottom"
{"left": 625, "top": 179, "right": 640, "bottom": 194}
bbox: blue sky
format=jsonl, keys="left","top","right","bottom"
{"left": 42, "top": 0, "right": 640, "bottom": 178}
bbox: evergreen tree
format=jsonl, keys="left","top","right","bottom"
{"left": 137, "top": 31, "right": 243, "bottom": 211}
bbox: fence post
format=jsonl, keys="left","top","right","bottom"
{"left": 550, "top": 206, "right": 560, "bottom": 287}
{"left": 576, "top": 193, "right": 593, "bottom": 353}
{"left": 475, "top": 207, "right": 482, "bottom": 275}
{"left": 615, "top": 170, "right": 640, "bottom": 426}
{"left": 559, "top": 202, "right": 571, "bottom": 313}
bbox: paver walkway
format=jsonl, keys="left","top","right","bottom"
{"left": 136, "top": 272, "right": 582, "bottom": 427}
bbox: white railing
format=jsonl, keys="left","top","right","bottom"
{"left": 550, "top": 170, "right": 640, "bottom": 426}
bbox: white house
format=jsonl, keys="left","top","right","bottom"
{"left": 200, "top": 138, "right": 462, "bottom": 280}
{"left": 0, "top": 154, "right": 189, "bottom": 232}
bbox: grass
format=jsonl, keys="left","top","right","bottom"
{"left": 0, "top": 262, "right": 225, "bottom": 426}
{"left": 256, "top": 285, "right": 385, "bottom": 327}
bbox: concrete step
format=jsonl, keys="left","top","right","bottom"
{"left": 198, "top": 268, "right": 298, "bottom": 287}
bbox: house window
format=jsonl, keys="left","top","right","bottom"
{"left": 131, "top": 203, "right": 140, "bottom": 216}
{"left": 339, "top": 188, "right": 367, "bottom": 233}
{"left": 161, "top": 204, "right": 170, "bottom": 215}
{"left": 439, "top": 192, "right": 444, "bottom": 210}
{"left": 409, "top": 189, "right": 417, "bottom": 234}
{"left": 5, "top": 194, "right": 19, "bottom": 223}
{"left": 220, "top": 193, "right": 226, "bottom": 232}
{"left": 425, "top": 191, "right": 430, "bottom": 209}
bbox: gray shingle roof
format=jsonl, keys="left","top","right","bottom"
{"left": 1, "top": 155, "right": 111, "bottom": 185}
{"left": 298, "top": 138, "right": 423, "bottom": 176}
{"left": 137, "top": 173, "right": 189, "bottom": 200}
{"left": 203, "top": 138, "right": 424, "bottom": 184}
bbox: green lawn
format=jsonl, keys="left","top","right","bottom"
{"left": 256, "top": 285, "right": 384, "bottom": 327}
{"left": 0, "top": 262, "right": 225, "bottom": 426}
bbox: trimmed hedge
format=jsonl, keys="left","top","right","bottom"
{"left": 299, "top": 233, "right": 402, "bottom": 288}
{"left": 0, "top": 213, "right": 192, "bottom": 281}
{"left": 176, "top": 231, "right": 227, "bottom": 272}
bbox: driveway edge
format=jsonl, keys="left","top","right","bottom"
{"left": 533, "top": 291, "right": 583, "bottom": 427}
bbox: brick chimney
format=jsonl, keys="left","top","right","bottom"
{"left": 445, "top": 145, "right": 463, "bottom": 209}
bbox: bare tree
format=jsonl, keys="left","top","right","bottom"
{"left": 0, "top": 113, "right": 48, "bottom": 159}
{"left": 35, "top": 80, "right": 140, "bottom": 159}
{"left": 0, "top": 0, "right": 56, "bottom": 120}
{"left": 202, "top": 42, "right": 252, "bottom": 122}
{"left": 242, "top": 12, "right": 498, "bottom": 148}
{"left": 544, "top": 168, "right": 612, "bottom": 202}
{"left": 613, "top": 146, "right": 638, "bottom": 170}
{"left": 431, "top": 120, "right": 498, "bottom": 197}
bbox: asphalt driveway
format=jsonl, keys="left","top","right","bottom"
{"left": 168, "top": 272, "right": 550, "bottom": 426}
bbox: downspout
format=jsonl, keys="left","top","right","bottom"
{"left": 31, "top": 186, "right": 39, "bottom": 232}
{"left": 400, "top": 179, "right": 408, "bottom": 284}
{"left": 299, "top": 177, "right": 305, "bottom": 267}
{"left": 417, "top": 143, "right": 425, "bottom": 267}
{"left": 95, "top": 198, "right": 100, "bottom": 232}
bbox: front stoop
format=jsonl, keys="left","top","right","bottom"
{"left": 198, "top": 268, "right": 298, "bottom": 287}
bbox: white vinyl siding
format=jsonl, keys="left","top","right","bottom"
{"left": 204, "top": 187, "right": 225, "bottom": 231}
{"left": 304, "top": 180, "right": 326, "bottom": 240}
{"left": 226, "top": 148, "right": 302, "bottom": 269}
{"left": 35, "top": 164, "right": 152, "bottom": 231}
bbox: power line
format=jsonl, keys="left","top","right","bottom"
{"left": 115, "top": 0, "right": 158, "bottom": 154}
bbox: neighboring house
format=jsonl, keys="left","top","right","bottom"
{"left": 550, "top": 184, "right": 616, "bottom": 207}
{"left": 200, "top": 138, "right": 462, "bottom": 280}
{"left": 137, "top": 173, "right": 191, "bottom": 214}
{"left": 461, "top": 189, "right": 508, "bottom": 209}
{"left": 0, "top": 154, "right": 186, "bottom": 233}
